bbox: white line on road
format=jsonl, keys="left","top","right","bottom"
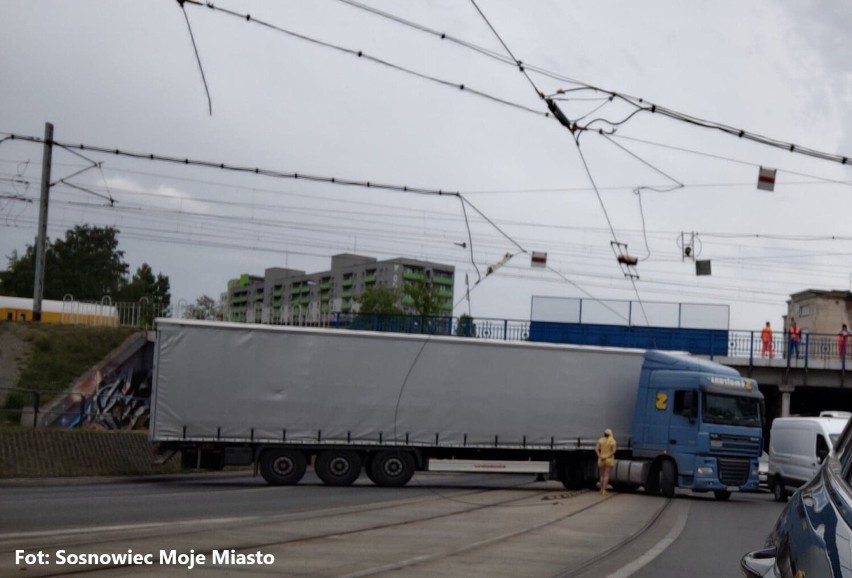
{"left": 605, "top": 500, "right": 690, "bottom": 578}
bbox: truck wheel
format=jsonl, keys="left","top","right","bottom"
{"left": 259, "top": 449, "right": 307, "bottom": 485}
{"left": 773, "top": 478, "right": 787, "bottom": 502}
{"left": 316, "top": 450, "right": 363, "bottom": 486}
{"left": 659, "top": 460, "right": 676, "bottom": 498}
{"left": 368, "top": 451, "right": 415, "bottom": 487}
{"left": 713, "top": 490, "right": 732, "bottom": 501}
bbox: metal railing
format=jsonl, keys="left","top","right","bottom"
{"left": 724, "top": 330, "right": 851, "bottom": 370}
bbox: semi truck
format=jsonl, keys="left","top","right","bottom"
{"left": 150, "top": 319, "right": 764, "bottom": 499}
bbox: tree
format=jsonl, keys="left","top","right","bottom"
{"left": 0, "top": 225, "right": 129, "bottom": 301}
{"left": 356, "top": 286, "right": 403, "bottom": 316}
{"left": 455, "top": 313, "right": 476, "bottom": 337}
{"left": 0, "top": 249, "right": 33, "bottom": 297}
{"left": 119, "top": 263, "right": 171, "bottom": 327}
{"left": 184, "top": 295, "right": 220, "bottom": 320}
{"left": 403, "top": 281, "right": 443, "bottom": 318}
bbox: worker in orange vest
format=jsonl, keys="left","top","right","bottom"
{"left": 788, "top": 319, "right": 801, "bottom": 360}
{"left": 761, "top": 321, "right": 773, "bottom": 359}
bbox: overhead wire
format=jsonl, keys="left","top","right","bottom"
{"left": 177, "top": 0, "right": 548, "bottom": 119}
{"left": 465, "top": 0, "right": 641, "bottom": 324}
{"left": 333, "top": 0, "right": 852, "bottom": 167}
{"left": 177, "top": 0, "right": 213, "bottom": 115}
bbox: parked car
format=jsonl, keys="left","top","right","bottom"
{"left": 767, "top": 411, "right": 850, "bottom": 502}
{"left": 741, "top": 416, "right": 852, "bottom": 577}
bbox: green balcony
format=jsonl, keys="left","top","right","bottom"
{"left": 403, "top": 271, "right": 425, "bottom": 282}
{"left": 432, "top": 276, "right": 454, "bottom": 286}
{"left": 364, "top": 275, "right": 376, "bottom": 284}
{"left": 341, "top": 279, "right": 353, "bottom": 288}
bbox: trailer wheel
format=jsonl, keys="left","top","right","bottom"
{"left": 315, "top": 450, "right": 363, "bottom": 486}
{"left": 659, "top": 460, "right": 676, "bottom": 498}
{"left": 368, "top": 451, "right": 415, "bottom": 487}
{"left": 259, "top": 449, "right": 307, "bottom": 486}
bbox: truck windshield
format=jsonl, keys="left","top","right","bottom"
{"left": 702, "top": 393, "right": 761, "bottom": 427}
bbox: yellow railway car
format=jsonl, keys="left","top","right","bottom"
{"left": 0, "top": 296, "right": 118, "bottom": 326}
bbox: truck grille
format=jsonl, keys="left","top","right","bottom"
{"left": 710, "top": 434, "right": 761, "bottom": 456}
{"left": 718, "top": 458, "right": 749, "bottom": 486}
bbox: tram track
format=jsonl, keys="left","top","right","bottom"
{"left": 2, "top": 482, "right": 677, "bottom": 578}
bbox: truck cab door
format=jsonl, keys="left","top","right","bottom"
{"left": 669, "top": 390, "right": 699, "bottom": 452}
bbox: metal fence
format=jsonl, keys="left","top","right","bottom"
{"left": 726, "top": 329, "right": 851, "bottom": 366}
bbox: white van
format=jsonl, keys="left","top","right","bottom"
{"left": 768, "top": 411, "right": 851, "bottom": 502}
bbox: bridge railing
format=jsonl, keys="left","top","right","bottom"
{"left": 726, "top": 330, "right": 850, "bottom": 372}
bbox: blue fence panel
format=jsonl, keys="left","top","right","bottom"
{"left": 527, "top": 321, "right": 728, "bottom": 356}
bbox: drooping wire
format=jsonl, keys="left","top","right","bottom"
{"left": 634, "top": 189, "right": 651, "bottom": 262}
{"left": 177, "top": 0, "right": 213, "bottom": 116}
{"left": 2, "top": 130, "right": 634, "bottom": 323}
{"left": 458, "top": 196, "right": 481, "bottom": 286}
{"left": 558, "top": 87, "right": 852, "bottom": 166}
{"left": 179, "top": 0, "right": 548, "bottom": 119}
{"left": 598, "top": 133, "right": 685, "bottom": 263}
{"left": 466, "top": 0, "right": 646, "bottom": 323}
{"left": 571, "top": 137, "right": 649, "bottom": 324}
{"left": 332, "top": 0, "right": 852, "bottom": 168}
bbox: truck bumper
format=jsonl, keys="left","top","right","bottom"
{"left": 691, "top": 457, "right": 760, "bottom": 492}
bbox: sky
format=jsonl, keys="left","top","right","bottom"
{"left": 1, "top": 0, "right": 851, "bottom": 330}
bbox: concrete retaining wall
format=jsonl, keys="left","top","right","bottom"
{"left": 0, "top": 429, "right": 180, "bottom": 478}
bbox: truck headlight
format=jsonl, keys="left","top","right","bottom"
{"left": 696, "top": 466, "right": 714, "bottom": 475}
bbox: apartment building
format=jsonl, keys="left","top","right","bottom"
{"left": 224, "top": 254, "right": 455, "bottom": 324}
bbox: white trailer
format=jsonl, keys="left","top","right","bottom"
{"left": 150, "top": 319, "right": 763, "bottom": 494}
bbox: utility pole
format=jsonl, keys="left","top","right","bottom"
{"left": 32, "top": 122, "right": 54, "bottom": 322}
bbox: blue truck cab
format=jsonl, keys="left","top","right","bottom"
{"left": 627, "top": 351, "right": 764, "bottom": 500}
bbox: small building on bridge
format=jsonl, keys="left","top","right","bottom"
{"left": 786, "top": 289, "right": 852, "bottom": 334}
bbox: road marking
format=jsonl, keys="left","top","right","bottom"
{"left": 605, "top": 500, "right": 690, "bottom": 578}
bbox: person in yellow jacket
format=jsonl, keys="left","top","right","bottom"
{"left": 596, "top": 428, "right": 616, "bottom": 495}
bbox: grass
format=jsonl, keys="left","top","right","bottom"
{"left": 1, "top": 322, "right": 139, "bottom": 422}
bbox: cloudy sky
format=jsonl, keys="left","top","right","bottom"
{"left": 1, "top": 1, "right": 851, "bottom": 330}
